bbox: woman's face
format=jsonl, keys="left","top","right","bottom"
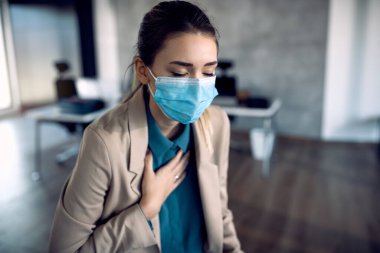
{"left": 135, "top": 32, "right": 218, "bottom": 126}
{"left": 145, "top": 32, "right": 218, "bottom": 92}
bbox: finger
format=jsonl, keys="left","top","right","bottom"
{"left": 171, "top": 151, "right": 190, "bottom": 176}
{"left": 172, "top": 172, "right": 187, "bottom": 190}
{"left": 144, "top": 150, "right": 154, "bottom": 178}
{"left": 182, "top": 150, "right": 191, "bottom": 160}
{"left": 171, "top": 159, "right": 188, "bottom": 179}
{"left": 163, "top": 149, "right": 183, "bottom": 171}
{"left": 173, "top": 167, "right": 187, "bottom": 182}
{"left": 170, "top": 151, "right": 190, "bottom": 173}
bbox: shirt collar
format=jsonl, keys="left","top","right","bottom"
{"left": 144, "top": 88, "right": 190, "bottom": 157}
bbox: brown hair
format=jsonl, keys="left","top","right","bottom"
{"left": 123, "top": 1, "right": 219, "bottom": 151}
{"left": 123, "top": 0, "right": 219, "bottom": 96}
{"left": 137, "top": 0, "right": 218, "bottom": 67}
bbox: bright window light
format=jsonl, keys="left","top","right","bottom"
{"left": 0, "top": 9, "right": 12, "bottom": 110}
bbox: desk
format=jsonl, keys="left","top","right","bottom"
{"left": 27, "top": 99, "right": 281, "bottom": 179}
{"left": 213, "top": 97, "right": 282, "bottom": 177}
{"left": 26, "top": 105, "right": 112, "bottom": 181}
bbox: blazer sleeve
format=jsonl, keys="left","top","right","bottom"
{"left": 218, "top": 109, "right": 244, "bottom": 253}
{"left": 48, "top": 127, "right": 156, "bottom": 253}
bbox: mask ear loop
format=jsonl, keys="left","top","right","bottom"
{"left": 146, "top": 67, "right": 176, "bottom": 124}
{"left": 146, "top": 67, "right": 157, "bottom": 96}
{"left": 147, "top": 83, "right": 154, "bottom": 96}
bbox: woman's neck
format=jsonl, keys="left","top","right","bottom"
{"left": 148, "top": 95, "right": 184, "bottom": 140}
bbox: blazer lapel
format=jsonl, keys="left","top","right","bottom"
{"left": 127, "top": 87, "right": 148, "bottom": 197}
{"left": 192, "top": 121, "right": 223, "bottom": 253}
{"left": 126, "top": 87, "right": 162, "bottom": 249}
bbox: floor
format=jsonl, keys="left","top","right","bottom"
{"left": 0, "top": 115, "right": 379, "bottom": 253}
{"left": 229, "top": 134, "right": 380, "bottom": 253}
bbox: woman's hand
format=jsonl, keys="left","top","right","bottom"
{"left": 139, "top": 149, "right": 190, "bottom": 220}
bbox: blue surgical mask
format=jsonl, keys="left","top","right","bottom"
{"left": 147, "top": 68, "right": 218, "bottom": 124}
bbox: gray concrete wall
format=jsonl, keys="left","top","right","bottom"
{"left": 114, "top": 0, "right": 329, "bottom": 138}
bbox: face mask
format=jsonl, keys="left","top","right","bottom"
{"left": 147, "top": 68, "right": 218, "bottom": 124}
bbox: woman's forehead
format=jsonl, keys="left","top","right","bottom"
{"left": 154, "top": 33, "right": 218, "bottom": 67}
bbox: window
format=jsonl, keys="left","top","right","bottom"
{"left": 0, "top": 1, "right": 19, "bottom": 114}
{"left": 0, "top": 5, "right": 12, "bottom": 110}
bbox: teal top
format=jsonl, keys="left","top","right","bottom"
{"left": 144, "top": 89, "right": 206, "bottom": 253}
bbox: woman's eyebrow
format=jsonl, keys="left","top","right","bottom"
{"left": 169, "top": 61, "right": 193, "bottom": 67}
{"left": 204, "top": 61, "right": 218, "bottom": 66}
{"left": 168, "top": 61, "right": 218, "bottom": 67}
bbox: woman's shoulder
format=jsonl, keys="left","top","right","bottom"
{"left": 86, "top": 102, "right": 131, "bottom": 141}
{"left": 200, "top": 105, "right": 230, "bottom": 146}
{"left": 90, "top": 103, "right": 126, "bottom": 126}
{"left": 205, "top": 105, "right": 230, "bottom": 127}
{"left": 89, "top": 89, "right": 146, "bottom": 134}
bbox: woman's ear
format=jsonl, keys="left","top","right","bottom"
{"left": 134, "top": 57, "right": 150, "bottom": 85}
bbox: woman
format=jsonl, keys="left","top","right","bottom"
{"left": 49, "top": 1, "right": 243, "bottom": 252}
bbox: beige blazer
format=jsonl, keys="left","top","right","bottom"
{"left": 48, "top": 87, "right": 243, "bottom": 253}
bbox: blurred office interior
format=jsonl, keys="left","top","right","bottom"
{"left": 0, "top": 0, "right": 379, "bottom": 252}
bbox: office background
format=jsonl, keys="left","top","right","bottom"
{"left": 1, "top": 0, "right": 379, "bottom": 252}
{"left": 6, "top": 0, "right": 379, "bottom": 140}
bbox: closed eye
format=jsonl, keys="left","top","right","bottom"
{"left": 170, "top": 72, "right": 215, "bottom": 77}
{"left": 171, "top": 72, "right": 188, "bottom": 77}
